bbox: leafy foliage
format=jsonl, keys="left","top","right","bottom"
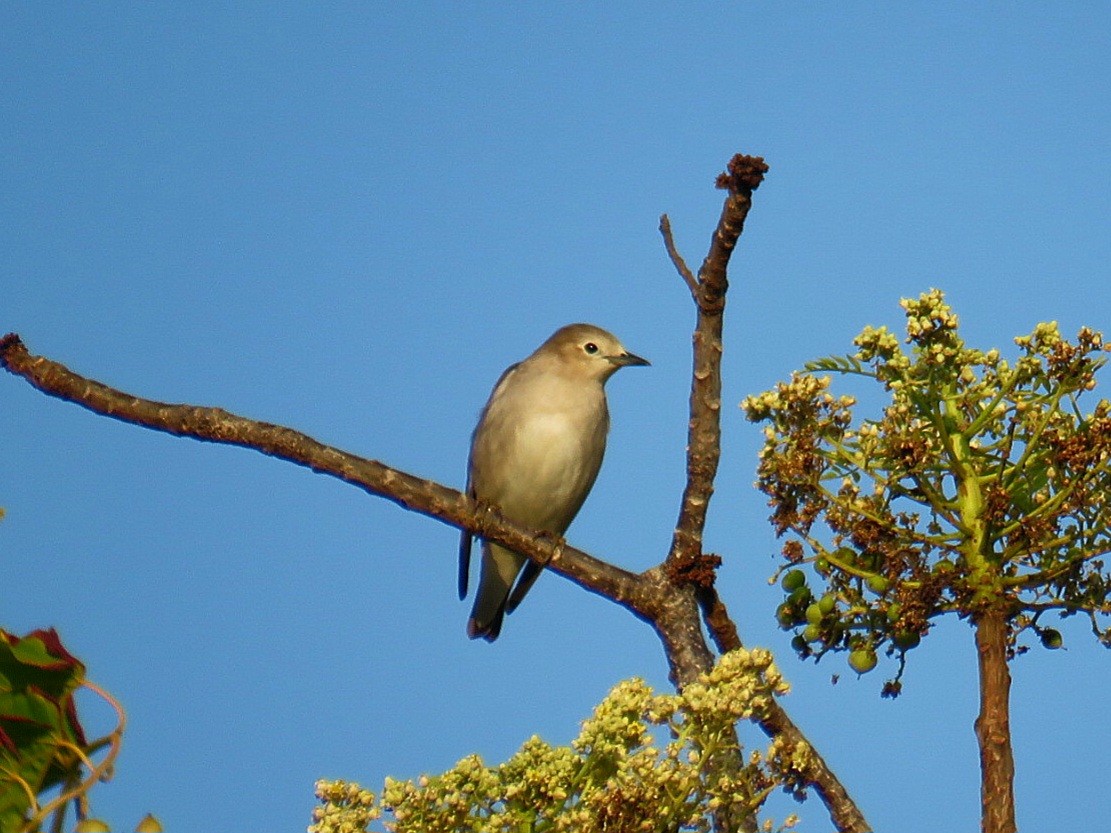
{"left": 0, "top": 627, "right": 87, "bottom": 831}
{"left": 742, "top": 289, "right": 1111, "bottom": 690}
{"left": 310, "top": 649, "right": 805, "bottom": 833}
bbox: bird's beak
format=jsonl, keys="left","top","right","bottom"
{"left": 612, "top": 351, "right": 650, "bottom": 367}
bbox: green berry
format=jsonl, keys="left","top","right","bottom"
{"left": 848, "top": 648, "right": 878, "bottom": 674}
{"left": 818, "top": 594, "right": 837, "bottom": 615}
{"left": 781, "top": 569, "right": 807, "bottom": 592}
{"left": 1040, "top": 628, "right": 1063, "bottom": 650}
{"left": 805, "top": 603, "right": 824, "bottom": 625}
{"left": 893, "top": 630, "right": 921, "bottom": 651}
{"left": 866, "top": 575, "right": 890, "bottom": 594}
{"left": 776, "top": 603, "right": 796, "bottom": 629}
{"left": 787, "top": 586, "right": 811, "bottom": 606}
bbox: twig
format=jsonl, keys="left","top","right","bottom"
{"left": 659, "top": 213, "right": 699, "bottom": 297}
{"left": 21, "top": 679, "right": 127, "bottom": 833}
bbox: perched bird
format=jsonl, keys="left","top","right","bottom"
{"left": 459, "top": 323, "right": 649, "bottom": 641}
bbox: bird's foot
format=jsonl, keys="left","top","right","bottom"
{"left": 534, "top": 530, "right": 565, "bottom": 565}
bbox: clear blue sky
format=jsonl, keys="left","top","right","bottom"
{"left": 2, "top": 4, "right": 1109, "bottom": 831}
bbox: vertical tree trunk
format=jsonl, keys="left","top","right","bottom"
{"left": 973, "top": 608, "right": 1016, "bottom": 833}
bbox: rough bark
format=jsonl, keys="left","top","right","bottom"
{"left": 974, "top": 609, "right": 1017, "bottom": 833}
{"left": 666, "top": 154, "right": 768, "bottom": 567}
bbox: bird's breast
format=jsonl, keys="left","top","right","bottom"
{"left": 505, "top": 411, "right": 598, "bottom": 494}
{"left": 470, "top": 389, "right": 609, "bottom": 533}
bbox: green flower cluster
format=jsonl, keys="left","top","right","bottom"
{"left": 742, "top": 289, "right": 1111, "bottom": 688}
{"left": 308, "top": 650, "right": 800, "bottom": 833}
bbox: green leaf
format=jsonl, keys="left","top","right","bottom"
{"left": 804, "top": 354, "right": 867, "bottom": 375}
{"left": 0, "top": 629, "right": 93, "bottom": 821}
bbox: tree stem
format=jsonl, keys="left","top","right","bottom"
{"left": 973, "top": 608, "right": 1016, "bottom": 833}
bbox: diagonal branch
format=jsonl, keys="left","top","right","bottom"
{"left": 659, "top": 214, "right": 699, "bottom": 298}
{"left": 0, "top": 333, "right": 653, "bottom": 619}
{"left": 697, "top": 585, "right": 870, "bottom": 832}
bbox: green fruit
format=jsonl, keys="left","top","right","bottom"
{"left": 933, "top": 559, "right": 956, "bottom": 575}
{"left": 790, "top": 635, "right": 808, "bottom": 653}
{"left": 886, "top": 602, "right": 902, "bottom": 623}
{"left": 136, "top": 816, "right": 164, "bottom": 833}
{"left": 803, "top": 623, "right": 823, "bottom": 643}
{"left": 866, "top": 575, "right": 890, "bottom": 594}
{"left": 75, "top": 821, "right": 111, "bottom": 833}
{"left": 787, "top": 586, "right": 811, "bottom": 605}
{"left": 818, "top": 594, "right": 837, "bottom": 615}
{"left": 848, "top": 648, "right": 878, "bottom": 674}
{"left": 776, "top": 603, "right": 796, "bottom": 629}
{"left": 781, "top": 569, "right": 807, "bottom": 592}
{"left": 893, "top": 630, "right": 921, "bottom": 651}
{"left": 805, "top": 603, "right": 824, "bottom": 625}
{"left": 815, "top": 557, "right": 831, "bottom": 576}
{"left": 1040, "top": 629, "right": 1063, "bottom": 650}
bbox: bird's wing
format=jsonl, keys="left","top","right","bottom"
{"left": 459, "top": 360, "right": 523, "bottom": 601}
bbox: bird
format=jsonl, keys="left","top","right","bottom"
{"left": 458, "top": 323, "right": 649, "bottom": 641}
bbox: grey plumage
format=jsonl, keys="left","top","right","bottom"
{"left": 459, "top": 323, "right": 648, "bottom": 641}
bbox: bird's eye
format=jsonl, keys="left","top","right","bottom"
{"left": 583, "top": 342, "right": 599, "bottom": 355}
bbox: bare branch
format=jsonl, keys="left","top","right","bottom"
{"left": 757, "top": 701, "right": 872, "bottom": 833}
{"left": 659, "top": 213, "right": 699, "bottom": 297}
{"left": 0, "top": 333, "right": 652, "bottom": 619}
{"left": 696, "top": 585, "right": 743, "bottom": 654}
{"left": 668, "top": 155, "right": 768, "bottom": 567}
{"left": 694, "top": 585, "right": 871, "bottom": 832}
{"left": 656, "top": 157, "right": 870, "bottom": 832}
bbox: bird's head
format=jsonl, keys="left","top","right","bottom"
{"left": 537, "top": 323, "right": 650, "bottom": 382}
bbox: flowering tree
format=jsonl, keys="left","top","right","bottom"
{"left": 742, "top": 290, "right": 1111, "bottom": 833}
{"left": 310, "top": 649, "right": 804, "bottom": 833}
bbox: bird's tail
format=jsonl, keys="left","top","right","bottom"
{"left": 467, "top": 543, "right": 525, "bottom": 642}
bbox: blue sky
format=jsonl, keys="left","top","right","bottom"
{"left": 2, "top": 4, "right": 1109, "bottom": 831}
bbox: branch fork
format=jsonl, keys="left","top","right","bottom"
{"left": 2, "top": 153, "right": 869, "bottom": 832}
